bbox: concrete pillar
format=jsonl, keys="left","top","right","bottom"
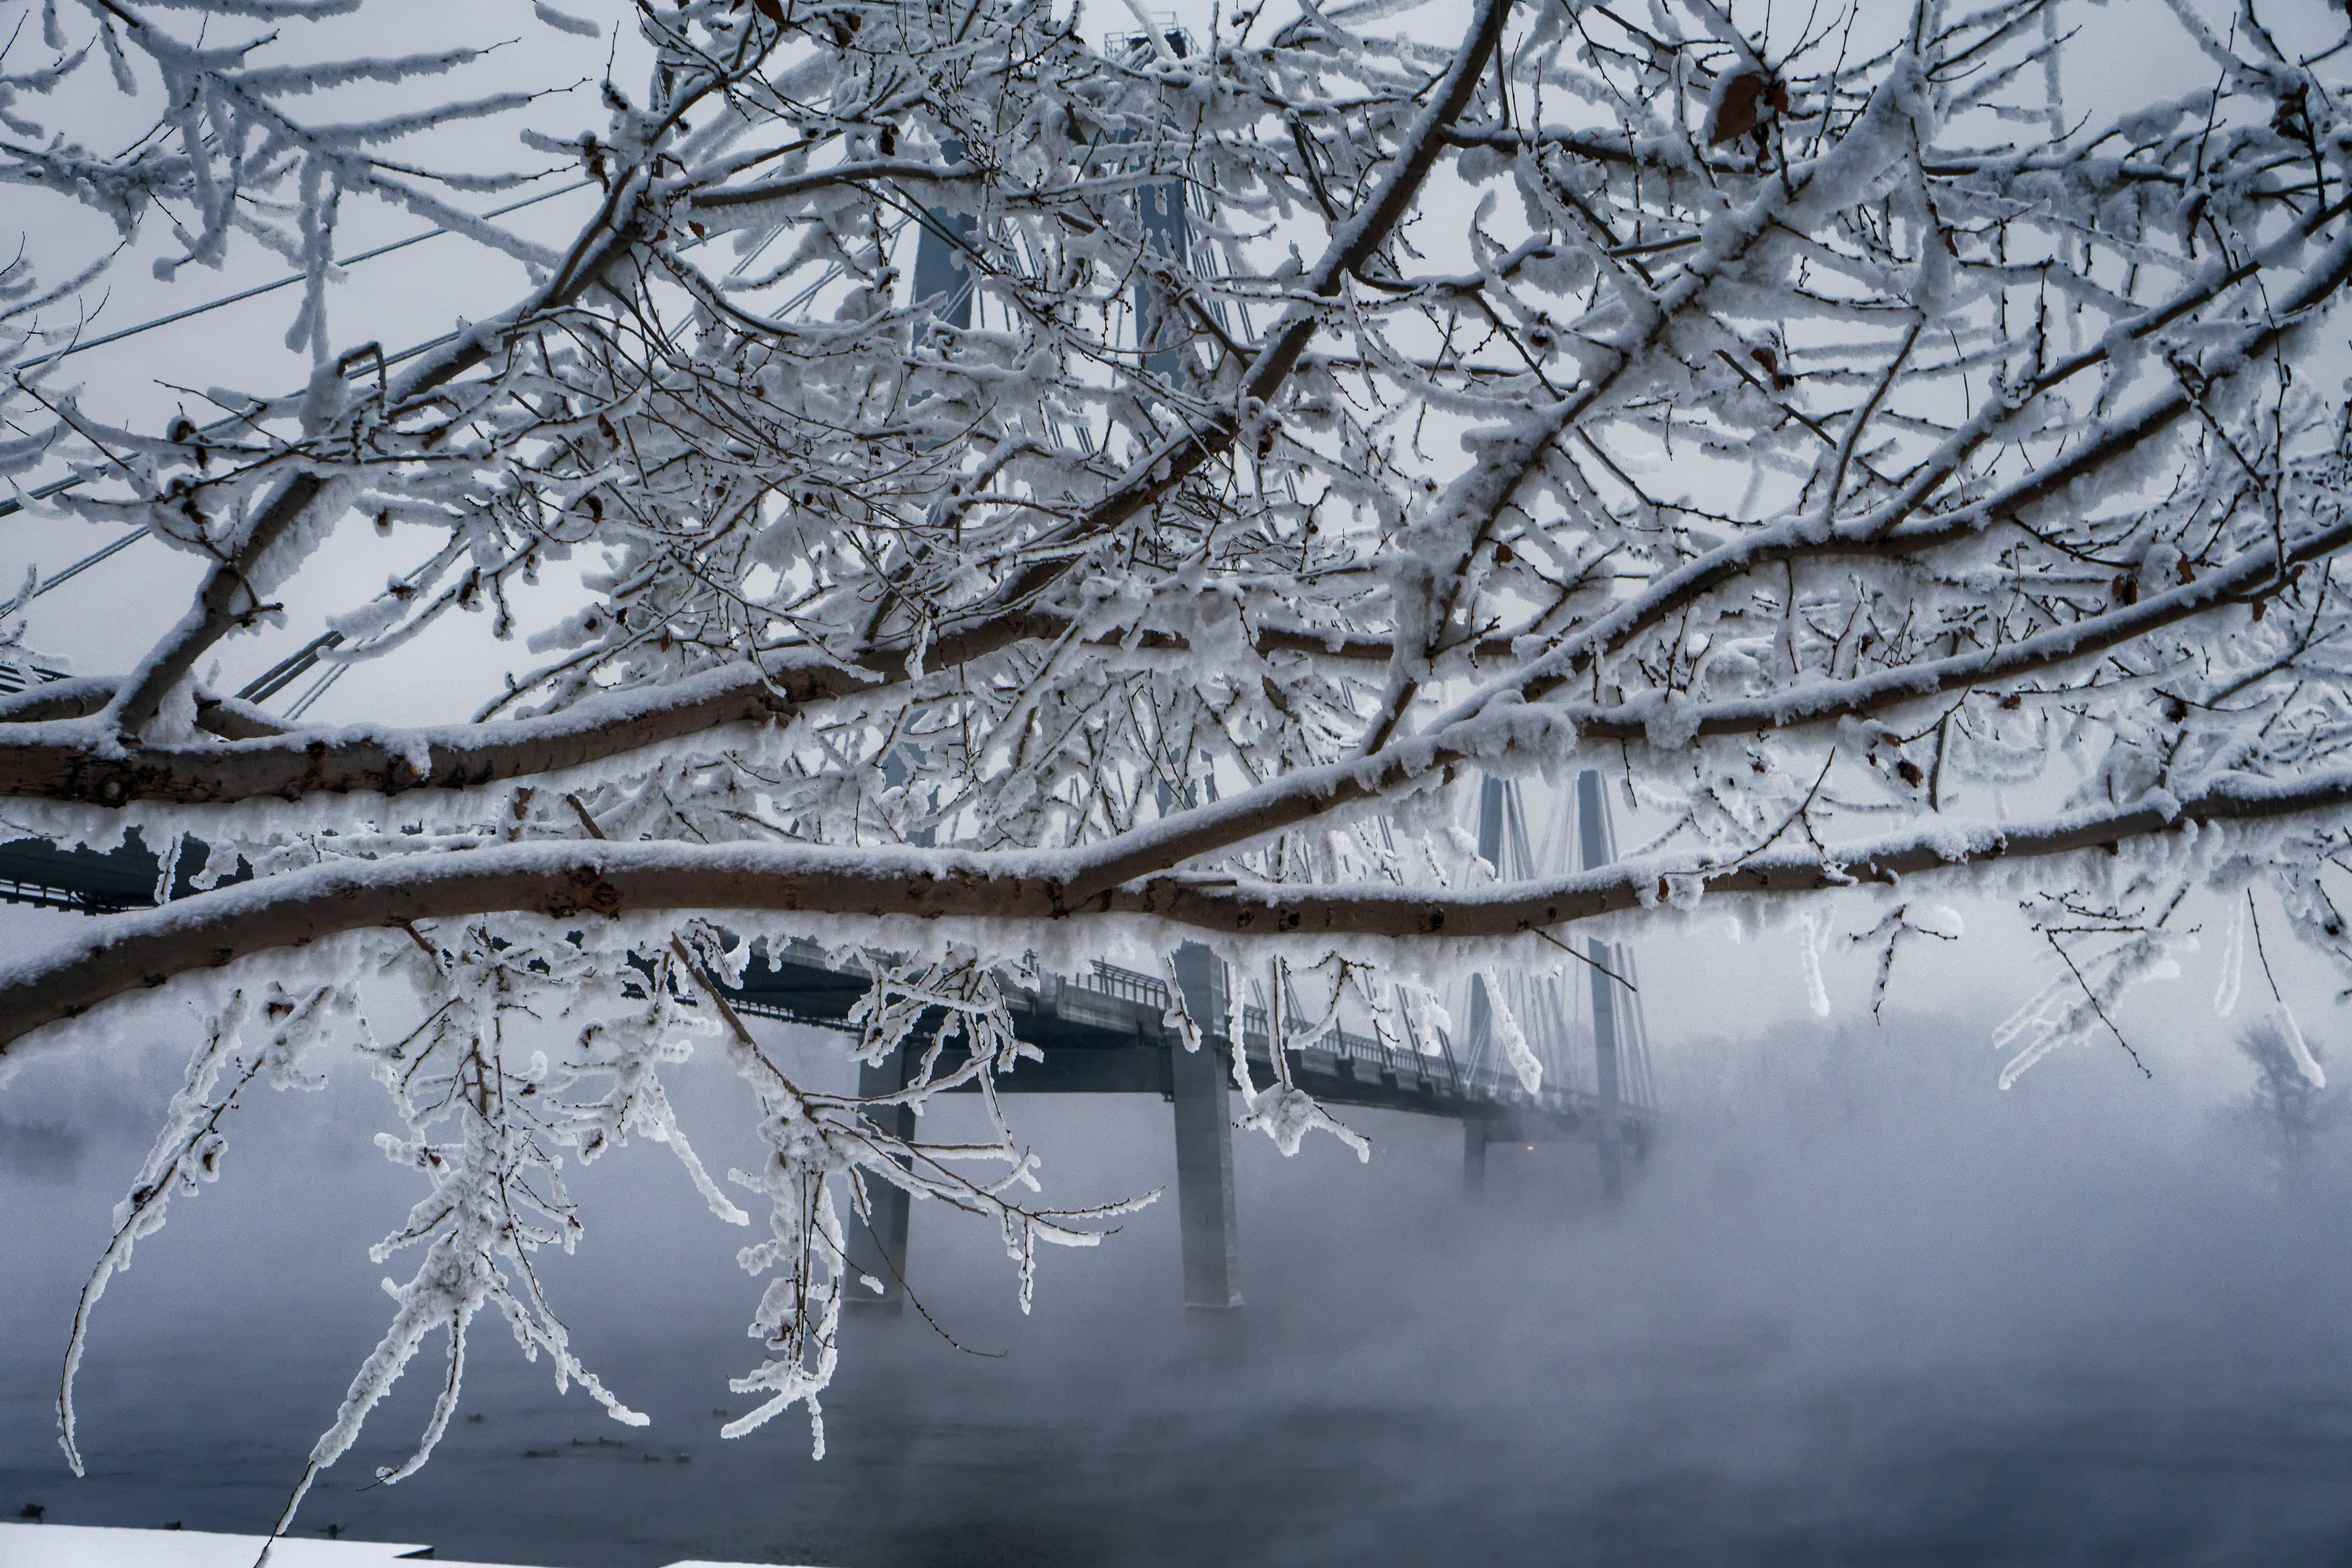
{"left": 1589, "top": 937, "right": 1626, "bottom": 1202}
{"left": 1461, "top": 773, "right": 1508, "bottom": 1073}
{"left": 1462, "top": 1118, "right": 1488, "bottom": 1198}
{"left": 1169, "top": 943, "right": 1241, "bottom": 1311}
{"left": 1132, "top": 35, "right": 1195, "bottom": 391}
{"left": 1577, "top": 770, "right": 1625, "bottom": 1202}
{"left": 1476, "top": 772, "right": 1508, "bottom": 868}
{"left": 844, "top": 1046, "right": 915, "bottom": 1313}
{"left": 910, "top": 140, "right": 976, "bottom": 337}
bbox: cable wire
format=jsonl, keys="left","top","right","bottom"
{"left": 14, "top": 181, "right": 595, "bottom": 374}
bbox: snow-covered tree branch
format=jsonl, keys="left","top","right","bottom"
{"left": 15, "top": 0, "right": 2352, "bottom": 1535}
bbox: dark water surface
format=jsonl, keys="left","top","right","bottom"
{"left": 8, "top": 1014, "right": 2352, "bottom": 1566}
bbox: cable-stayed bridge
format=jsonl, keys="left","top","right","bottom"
{"left": 0, "top": 769, "right": 1658, "bottom": 1313}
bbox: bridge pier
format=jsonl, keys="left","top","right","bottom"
{"left": 0, "top": 805, "right": 1654, "bottom": 1303}
{"left": 1589, "top": 937, "right": 1626, "bottom": 1203}
{"left": 1170, "top": 944, "right": 1242, "bottom": 1312}
{"left": 1576, "top": 771, "right": 1628, "bottom": 1204}
{"left": 844, "top": 1045, "right": 915, "bottom": 1313}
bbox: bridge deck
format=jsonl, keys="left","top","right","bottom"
{"left": 0, "top": 837, "right": 1649, "bottom": 1147}
{"left": 733, "top": 940, "right": 1648, "bottom": 1146}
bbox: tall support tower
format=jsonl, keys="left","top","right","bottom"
{"left": 1574, "top": 770, "right": 1630, "bottom": 1200}
{"left": 910, "top": 138, "right": 977, "bottom": 337}
{"left": 1463, "top": 769, "right": 1654, "bottom": 1200}
{"left": 1462, "top": 773, "right": 1508, "bottom": 1196}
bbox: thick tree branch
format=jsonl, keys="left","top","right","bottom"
{"left": 0, "top": 608, "right": 1469, "bottom": 806}
{"left": 2, "top": 766, "right": 2339, "bottom": 1059}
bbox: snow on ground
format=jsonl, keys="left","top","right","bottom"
{"left": 0, "top": 1523, "right": 816, "bottom": 1568}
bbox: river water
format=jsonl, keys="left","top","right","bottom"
{"left": 8, "top": 1006, "right": 2352, "bottom": 1567}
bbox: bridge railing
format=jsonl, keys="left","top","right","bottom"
{"left": 1238, "top": 1001, "right": 1499, "bottom": 1102}
{"left": 1074, "top": 960, "right": 1169, "bottom": 1010}
{"left": 0, "top": 829, "right": 1635, "bottom": 1131}
{"left": 0, "top": 659, "right": 70, "bottom": 699}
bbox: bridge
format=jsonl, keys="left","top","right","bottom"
{"left": 0, "top": 764, "right": 1659, "bottom": 1314}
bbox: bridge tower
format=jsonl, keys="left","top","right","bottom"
{"left": 1461, "top": 769, "right": 1655, "bottom": 1201}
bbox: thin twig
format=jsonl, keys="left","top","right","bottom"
{"left": 2248, "top": 889, "right": 2287, "bottom": 1004}
{"left": 565, "top": 792, "right": 606, "bottom": 840}
{"left": 1530, "top": 927, "right": 1639, "bottom": 991}
{"left": 2045, "top": 929, "right": 2151, "bottom": 1079}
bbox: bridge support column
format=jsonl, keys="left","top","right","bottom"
{"left": 1577, "top": 770, "right": 1627, "bottom": 1203}
{"left": 1170, "top": 943, "right": 1241, "bottom": 1312}
{"left": 1463, "top": 774, "right": 1506, "bottom": 1206}
{"left": 844, "top": 1046, "right": 914, "bottom": 1313}
{"left": 1590, "top": 938, "right": 1626, "bottom": 1202}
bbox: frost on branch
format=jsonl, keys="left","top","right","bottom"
{"left": 266, "top": 924, "right": 677, "bottom": 1537}
{"left": 57, "top": 920, "right": 1153, "bottom": 1532}
{"left": 1848, "top": 904, "right": 1963, "bottom": 1021}
{"left": 1223, "top": 957, "right": 1370, "bottom": 1161}
{"left": 1994, "top": 918, "right": 2186, "bottom": 1089}
{"left": 58, "top": 978, "right": 363, "bottom": 1478}
{"left": 708, "top": 938, "right": 1152, "bottom": 1456}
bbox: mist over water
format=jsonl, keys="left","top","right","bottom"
{"left": 7, "top": 1008, "right": 2352, "bottom": 1568}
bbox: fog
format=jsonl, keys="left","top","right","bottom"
{"left": 8, "top": 976, "right": 2352, "bottom": 1568}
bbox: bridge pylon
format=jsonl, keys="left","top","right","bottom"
{"left": 1460, "top": 768, "right": 1656, "bottom": 1202}
{"left": 844, "top": 1045, "right": 917, "bottom": 1314}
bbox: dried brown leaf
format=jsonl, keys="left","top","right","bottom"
{"left": 1710, "top": 73, "right": 1769, "bottom": 146}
